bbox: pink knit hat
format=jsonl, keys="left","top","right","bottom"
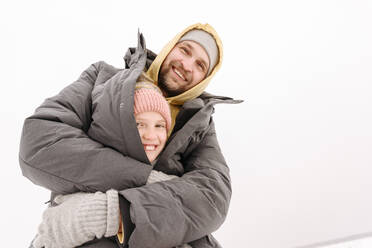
{"left": 134, "top": 87, "right": 171, "bottom": 132}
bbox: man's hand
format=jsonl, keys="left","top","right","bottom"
{"left": 33, "top": 189, "right": 119, "bottom": 248}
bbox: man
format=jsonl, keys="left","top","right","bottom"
{"left": 20, "top": 23, "right": 241, "bottom": 248}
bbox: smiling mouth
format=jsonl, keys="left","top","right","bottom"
{"left": 173, "top": 67, "right": 186, "bottom": 81}
{"left": 144, "top": 145, "right": 157, "bottom": 151}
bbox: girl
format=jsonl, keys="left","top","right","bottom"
{"left": 32, "top": 80, "right": 190, "bottom": 248}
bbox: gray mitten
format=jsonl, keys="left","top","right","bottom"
{"left": 146, "top": 170, "right": 178, "bottom": 185}
{"left": 33, "top": 189, "right": 119, "bottom": 248}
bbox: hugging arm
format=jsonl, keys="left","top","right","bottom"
{"left": 118, "top": 121, "right": 231, "bottom": 247}
{"left": 21, "top": 60, "right": 228, "bottom": 248}
{"left": 19, "top": 61, "right": 152, "bottom": 194}
{"left": 146, "top": 171, "right": 224, "bottom": 248}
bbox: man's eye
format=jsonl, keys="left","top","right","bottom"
{"left": 196, "top": 62, "right": 207, "bottom": 73}
{"left": 156, "top": 124, "right": 166, "bottom": 128}
{"left": 136, "top": 122, "right": 144, "bottom": 127}
{"left": 198, "top": 62, "right": 205, "bottom": 71}
{"left": 181, "top": 47, "right": 189, "bottom": 54}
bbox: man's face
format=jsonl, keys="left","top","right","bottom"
{"left": 158, "top": 40, "right": 210, "bottom": 97}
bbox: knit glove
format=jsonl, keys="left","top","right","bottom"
{"left": 33, "top": 189, "right": 119, "bottom": 248}
{"left": 146, "top": 170, "right": 179, "bottom": 185}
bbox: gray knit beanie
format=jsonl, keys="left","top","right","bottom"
{"left": 179, "top": 29, "right": 218, "bottom": 75}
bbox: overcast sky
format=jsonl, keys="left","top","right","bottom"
{"left": 3, "top": 0, "right": 372, "bottom": 247}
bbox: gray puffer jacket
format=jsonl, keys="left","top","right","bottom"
{"left": 20, "top": 33, "right": 241, "bottom": 248}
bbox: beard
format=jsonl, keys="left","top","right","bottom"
{"left": 158, "top": 69, "right": 182, "bottom": 97}
{"left": 158, "top": 61, "right": 191, "bottom": 97}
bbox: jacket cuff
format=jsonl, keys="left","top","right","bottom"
{"left": 116, "top": 195, "right": 135, "bottom": 247}
{"left": 105, "top": 189, "right": 120, "bottom": 237}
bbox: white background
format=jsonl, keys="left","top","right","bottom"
{"left": 2, "top": 0, "right": 372, "bottom": 247}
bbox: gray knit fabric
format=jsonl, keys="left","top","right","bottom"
{"left": 105, "top": 190, "right": 120, "bottom": 237}
{"left": 33, "top": 189, "right": 119, "bottom": 248}
{"left": 146, "top": 170, "right": 178, "bottom": 185}
{"left": 176, "top": 244, "right": 193, "bottom": 248}
{"left": 179, "top": 29, "right": 218, "bottom": 75}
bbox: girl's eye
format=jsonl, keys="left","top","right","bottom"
{"left": 155, "top": 124, "right": 166, "bottom": 129}
{"left": 136, "top": 122, "right": 144, "bottom": 127}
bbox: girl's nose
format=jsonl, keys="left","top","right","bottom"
{"left": 143, "top": 127, "right": 156, "bottom": 140}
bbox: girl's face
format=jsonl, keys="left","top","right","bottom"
{"left": 135, "top": 111, "right": 167, "bottom": 163}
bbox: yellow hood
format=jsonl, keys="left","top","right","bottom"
{"left": 146, "top": 23, "right": 223, "bottom": 106}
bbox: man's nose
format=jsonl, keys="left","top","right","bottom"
{"left": 181, "top": 58, "right": 193, "bottom": 72}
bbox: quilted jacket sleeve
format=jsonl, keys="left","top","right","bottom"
{"left": 118, "top": 121, "right": 231, "bottom": 248}
{"left": 19, "top": 61, "right": 152, "bottom": 194}
{"left": 188, "top": 234, "right": 222, "bottom": 248}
